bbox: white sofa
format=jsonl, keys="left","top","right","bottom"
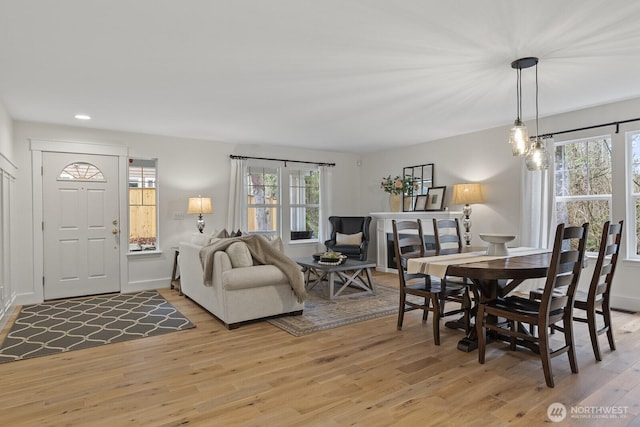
{"left": 178, "top": 241, "right": 304, "bottom": 329}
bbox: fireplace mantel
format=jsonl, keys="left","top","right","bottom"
{"left": 370, "top": 211, "right": 462, "bottom": 272}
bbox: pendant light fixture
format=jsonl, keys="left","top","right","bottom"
{"left": 524, "top": 59, "right": 549, "bottom": 171}
{"left": 508, "top": 57, "right": 549, "bottom": 170}
{"left": 508, "top": 57, "right": 535, "bottom": 156}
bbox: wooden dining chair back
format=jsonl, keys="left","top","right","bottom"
{"left": 392, "top": 219, "right": 469, "bottom": 345}
{"left": 433, "top": 218, "right": 463, "bottom": 255}
{"left": 573, "top": 220, "right": 623, "bottom": 361}
{"left": 476, "top": 222, "right": 589, "bottom": 387}
{"left": 432, "top": 218, "right": 472, "bottom": 332}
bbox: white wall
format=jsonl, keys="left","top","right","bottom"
{"left": 5, "top": 96, "right": 640, "bottom": 311}
{"left": 360, "top": 97, "right": 640, "bottom": 311}
{"left": 11, "top": 121, "right": 362, "bottom": 304}
{"left": 0, "top": 101, "right": 15, "bottom": 171}
{"left": 0, "top": 100, "right": 16, "bottom": 331}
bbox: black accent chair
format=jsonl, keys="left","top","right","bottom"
{"left": 324, "top": 216, "right": 372, "bottom": 261}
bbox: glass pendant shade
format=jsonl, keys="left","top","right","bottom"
{"left": 509, "top": 56, "right": 547, "bottom": 169}
{"left": 509, "top": 119, "right": 529, "bottom": 156}
{"left": 525, "top": 138, "right": 549, "bottom": 171}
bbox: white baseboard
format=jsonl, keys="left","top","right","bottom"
{"left": 610, "top": 294, "right": 640, "bottom": 313}
{"left": 123, "top": 278, "right": 171, "bottom": 293}
{"left": 11, "top": 278, "right": 171, "bottom": 308}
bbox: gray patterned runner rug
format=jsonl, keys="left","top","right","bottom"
{"left": 0, "top": 290, "right": 194, "bottom": 363}
{"left": 268, "top": 283, "right": 400, "bottom": 336}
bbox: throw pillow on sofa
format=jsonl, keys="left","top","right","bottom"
{"left": 190, "top": 232, "right": 208, "bottom": 246}
{"left": 336, "top": 231, "right": 362, "bottom": 246}
{"left": 226, "top": 241, "right": 253, "bottom": 268}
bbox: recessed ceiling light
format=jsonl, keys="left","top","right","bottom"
{"left": 74, "top": 114, "right": 91, "bottom": 120}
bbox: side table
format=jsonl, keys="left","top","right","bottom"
{"left": 170, "top": 247, "right": 182, "bottom": 295}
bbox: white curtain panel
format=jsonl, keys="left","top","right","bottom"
{"left": 520, "top": 136, "right": 556, "bottom": 249}
{"left": 319, "top": 165, "right": 333, "bottom": 245}
{"left": 226, "top": 157, "right": 246, "bottom": 231}
{"left": 518, "top": 136, "right": 555, "bottom": 292}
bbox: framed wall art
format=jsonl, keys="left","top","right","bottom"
{"left": 413, "top": 195, "right": 428, "bottom": 211}
{"left": 425, "top": 186, "right": 446, "bottom": 211}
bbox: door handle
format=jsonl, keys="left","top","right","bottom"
{"left": 112, "top": 228, "right": 119, "bottom": 235}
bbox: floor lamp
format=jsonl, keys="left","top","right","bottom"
{"left": 451, "top": 183, "right": 484, "bottom": 246}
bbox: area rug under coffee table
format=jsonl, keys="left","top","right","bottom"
{"left": 0, "top": 290, "right": 195, "bottom": 363}
{"left": 268, "top": 283, "right": 400, "bottom": 336}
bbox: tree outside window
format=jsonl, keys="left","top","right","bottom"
{"left": 289, "top": 169, "right": 320, "bottom": 240}
{"left": 630, "top": 132, "right": 640, "bottom": 256}
{"left": 245, "top": 165, "right": 321, "bottom": 241}
{"left": 555, "top": 137, "right": 612, "bottom": 252}
{"left": 247, "top": 166, "right": 279, "bottom": 237}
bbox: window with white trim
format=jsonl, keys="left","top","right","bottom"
{"left": 554, "top": 136, "right": 612, "bottom": 252}
{"left": 246, "top": 164, "right": 321, "bottom": 242}
{"left": 289, "top": 169, "right": 320, "bottom": 241}
{"left": 247, "top": 166, "right": 280, "bottom": 238}
{"left": 629, "top": 132, "right": 640, "bottom": 257}
{"left": 128, "top": 158, "right": 158, "bottom": 251}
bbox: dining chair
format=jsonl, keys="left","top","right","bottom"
{"left": 476, "top": 222, "right": 589, "bottom": 388}
{"left": 432, "top": 218, "right": 463, "bottom": 255}
{"left": 529, "top": 220, "right": 623, "bottom": 361}
{"left": 392, "top": 219, "right": 469, "bottom": 345}
{"left": 574, "top": 221, "right": 625, "bottom": 362}
{"left": 432, "top": 218, "right": 472, "bottom": 332}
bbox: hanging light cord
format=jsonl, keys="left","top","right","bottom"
{"left": 535, "top": 63, "right": 539, "bottom": 139}
{"left": 516, "top": 67, "right": 522, "bottom": 121}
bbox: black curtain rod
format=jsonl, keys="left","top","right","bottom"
{"left": 229, "top": 155, "right": 335, "bottom": 167}
{"left": 537, "top": 117, "right": 640, "bottom": 139}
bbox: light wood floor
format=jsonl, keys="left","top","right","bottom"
{"left": 1, "top": 272, "right": 639, "bottom": 426}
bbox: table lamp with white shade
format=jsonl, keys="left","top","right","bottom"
{"left": 451, "top": 183, "right": 484, "bottom": 246}
{"left": 187, "top": 196, "right": 212, "bottom": 233}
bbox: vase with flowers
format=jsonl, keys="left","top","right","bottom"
{"left": 380, "top": 175, "right": 419, "bottom": 211}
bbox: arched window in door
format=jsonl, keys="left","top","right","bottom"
{"left": 57, "top": 162, "right": 106, "bottom": 181}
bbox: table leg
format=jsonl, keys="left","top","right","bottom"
{"left": 328, "top": 271, "right": 336, "bottom": 299}
{"left": 332, "top": 268, "right": 375, "bottom": 298}
{"left": 457, "top": 279, "right": 496, "bottom": 352}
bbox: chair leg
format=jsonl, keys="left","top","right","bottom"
{"left": 586, "top": 307, "right": 602, "bottom": 362}
{"left": 602, "top": 300, "right": 616, "bottom": 352}
{"left": 432, "top": 295, "right": 441, "bottom": 346}
{"left": 422, "top": 296, "right": 429, "bottom": 324}
{"left": 509, "top": 320, "right": 517, "bottom": 351}
{"left": 439, "top": 293, "right": 446, "bottom": 317}
{"left": 564, "top": 317, "right": 579, "bottom": 375}
{"left": 397, "top": 291, "right": 406, "bottom": 331}
{"left": 477, "top": 304, "right": 486, "bottom": 364}
{"left": 538, "top": 324, "right": 555, "bottom": 388}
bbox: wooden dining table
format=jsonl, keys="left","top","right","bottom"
{"left": 407, "top": 247, "right": 552, "bottom": 352}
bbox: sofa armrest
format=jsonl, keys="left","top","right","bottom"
{"left": 213, "top": 250, "right": 232, "bottom": 286}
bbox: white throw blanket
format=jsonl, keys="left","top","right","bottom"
{"left": 199, "top": 235, "right": 308, "bottom": 302}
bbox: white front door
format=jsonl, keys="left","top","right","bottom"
{"left": 43, "top": 152, "right": 121, "bottom": 299}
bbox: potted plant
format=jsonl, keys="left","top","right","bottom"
{"left": 380, "top": 175, "right": 418, "bottom": 211}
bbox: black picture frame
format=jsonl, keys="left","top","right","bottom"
{"left": 413, "top": 195, "right": 428, "bottom": 211}
{"left": 425, "top": 186, "right": 446, "bottom": 211}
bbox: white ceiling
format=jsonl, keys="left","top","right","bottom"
{"left": 2, "top": 1, "right": 640, "bottom": 153}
